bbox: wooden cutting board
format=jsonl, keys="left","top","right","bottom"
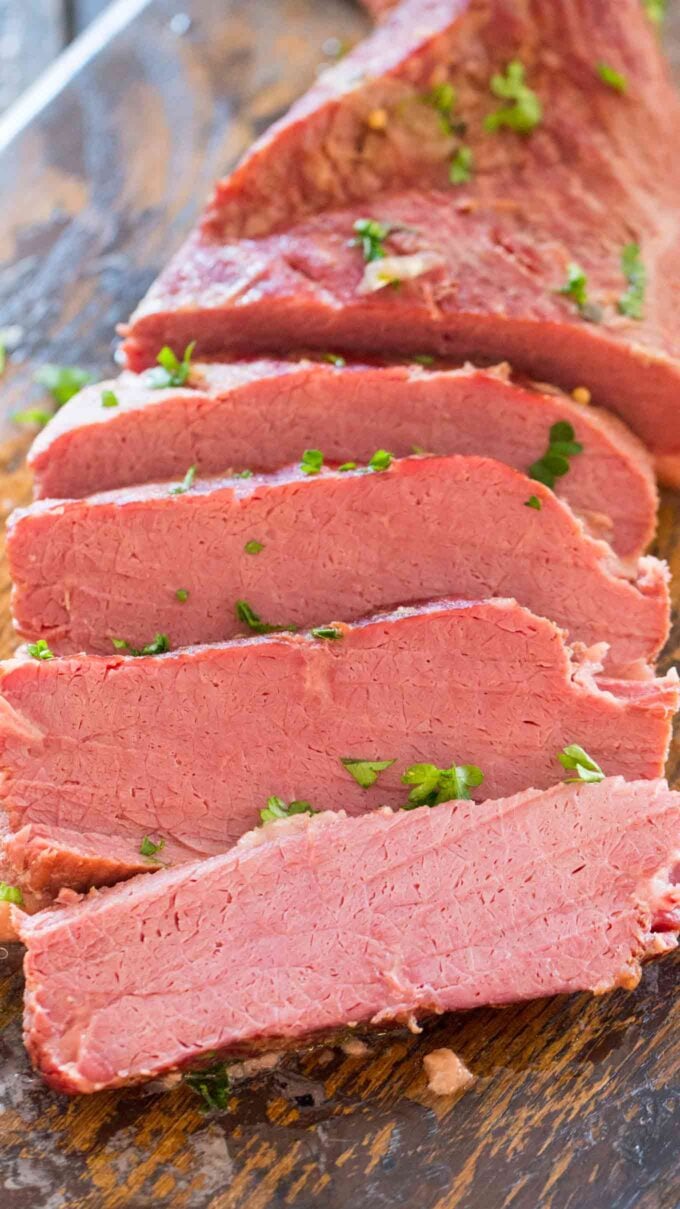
{"left": 0, "top": 3, "right": 678, "bottom": 1206}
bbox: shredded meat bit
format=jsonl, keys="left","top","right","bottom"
{"left": 423, "top": 1048, "right": 476, "bottom": 1096}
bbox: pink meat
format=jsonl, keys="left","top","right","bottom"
{"left": 27, "top": 361, "right": 656, "bottom": 559}
{"left": 8, "top": 454, "right": 669, "bottom": 673}
{"left": 15, "top": 776, "right": 680, "bottom": 1093}
{"left": 121, "top": 0, "right": 680, "bottom": 471}
{"left": 0, "top": 599, "right": 676, "bottom": 895}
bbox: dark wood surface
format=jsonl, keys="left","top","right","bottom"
{"left": 0, "top": 3, "right": 679, "bottom": 1207}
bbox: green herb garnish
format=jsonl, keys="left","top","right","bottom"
{"left": 369, "top": 449, "right": 392, "bottom": 472}
{"left": 596, "top": 62, "right": 628, "bottom": 93}
{"left": 139, "top": 835, "right": 165, "bottom": 860}
{"left": 112, "top": 633, "right": 170, "bottom": 657}
{"left": 244, "top": 540, "right": 264, "bottom": 555}
{"left": 175, "top": 588, "right": 189, "bottom": 602}
{"left": 101, "top": 389, "right": 119, "bottom": 408}
{"left": 170, "top": 465, "right": 196, "bottom": 495}
{"left": 340, "top": 758, "right": 395, "bottom": 788}
{"left": 34, "top": 365, "right": 94, "bottom": 407}
{"left": 0, "top": 882, "right": 23, "bottom": 905}
{"left": 557, "top": 263, "right": 602, "bottom": 322}
{"left": 311, "top": 626, "right": 343, "bottom": 640}
{"left": 351, "top": 218, "right": 393, "bottom": 262}
{"left": 529, "top": 421, "right": 583, "bottom": 489}
{"left": 485, "top": 61, "right": 542, "bottom": 134}
{"left": 235, "top": 600, "right": 295, "bottom": 635}
{"left": 525, "top": 495, "right": 542, "bottom": 510}
{"left": 323, "top": 353, "right": 346, "bottom": 367}
{"left": 402, "top": 761, "right": 484, "bottom": 808}
{"left": 27, "top": 639, "right": 54, "bottom": 661}
{"left": 13, "top": 409, "right": 52, "bottom": 428}
{"left": 642, "top": 0, "right": 667, "bottom": 27}
{"left": 146, "top": 342, "right": 196, "bottom": 389}
{"left": 232, "top": 469, "right": 253, "bottom": 479}
{"left": 557, "top": 745, "right": 605, "bottom": 784}
{"left": 618, "top": 242, "right": 646, "bottom": 320}
{"left": 413, "top": 354, "right": 435, "bottom": 366}
{"left": 260, "top": 796, "right": 317, "bottom": 823}
{"left": 338, "top": 462, "right": 358, "bottom": 472}
{"left": 449, "top": 145, "right": 473, "bottom": 185}
{"left": 184, "top": 1062, "right": 232, "bottom": 1112}
{"left": 300, "top": 449, "right": 324, "bottom": 476}
{"left": 424, "top": 82, "right": 458, "bottom": 135}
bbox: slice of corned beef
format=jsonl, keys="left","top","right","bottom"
{"left": 8, "top": 454, "right": 669, "bottom": 673}
{"left": 121, "top": 0, "right": 680, "bottom": 474}
{"left": 15, "top": 776, "right": 680, "bottom": 1093}
{"left": 27, "top": 360, "right": 656, "bottom": 558}
{"left": 0, "top": 599, "right": 677, "bottom": 896}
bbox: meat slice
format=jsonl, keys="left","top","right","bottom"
{"left": 0, "top": 599, "right": 676, "bottom": 896}
{"left": 15, "top": 777, "right": 680, "bottom": 1093}
{"left": 9, "top": 454, "right": 669, "bottom": 673}
{"left": 121, "top": 0, "right": 680, "bottom": 473}
{"left": 27, "top": 360, "right": 656, "bottom": 559}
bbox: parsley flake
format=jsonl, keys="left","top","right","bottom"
{"left": 185, "top": 1062, "right": 232, "bottom": 1112}
{"left": 642, "top": 0, "right": 667, "bottom": 27}
{"left": 596, "top": 62, "right": 628, "bottom": 93}
{"left": 485, "top": 61, "right": 542, "bottom": 135}
{"left": 112, "top": 633, "right": 170, "bottom": 657}
{"left": 338, "top": 462, "right": 358, "bottom": 472}
{"left": 340, "top": 758, "right": 395, "bottom": 788}
{"left": 351, "top": 218, "right": 393, "bottom": 262}
{"left": 146, "top": 342, "right": 196, "bottom": 389}
{"left": 175, "top": 588, "right": 189, "bottom": 602}
{"left": 235, "top": 600, "right": 296, "bottom": 635}
{"left": 244, "top": 540, "right": 264, "bottom": 555}
{"left": 300, "top": 449, "right": 324, "bottom": 475}
{"left": 260, "top": 796, "right": 317, "bottom": 823}
{"left": 232, "top": 469, "right": 253, "bottom": 479}
{"left": 13, "top": 409, "right": 52, "bottom": 428}
{"left": 449, "top": 145, "right": 473, "bottom": 185}
{"left": 413, "top": 354, "right": 435, "bottom": 366}
{"left": 529, "top": 420, "right": 583, "bottom": 488}
{"left": 323, "top": 353, "right": 346, "bottom": 367}
{"left": 424, "top": 82, "right": 459, "bottom": 135}
{"left": 557, "top": 263, "right": 602, "bottom": 322}
{"left": 139, "top": 835, "right": 165, "bottom": 860}
{"left": 101, "top": 389, "right": 119, "bottom": 408}
{"left": 34, "top": 365, "right": 94, "bottom": 407}
{"left": 618, "top": 242, "right": 646, "bottom": 320}
{"left": 311, "top": 626, "right": 343, "bottom": 640}
{"left": 402, "top": 761, "right": 484, "bottom": 808}
{"left": 0, "top": 882, "right": 23, "bottom": 905}
{"left": 557, "top": 744, "right": 604, "bottom": 784}
{"left": 170, "top": 465, "right": 196, "bottom": 495}
{"left": 525, "top": 495, "right": 542, "bottom": 510}
{"left": 27, "top": 639, "right": 54, "bottom": 661}
{"left": 368, "top": 449, "right": 393, "bottom": 472}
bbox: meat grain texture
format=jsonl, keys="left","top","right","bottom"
{"left": 0, "top": 600, "right": 677, "bottom": 895}
{"left": 121, "top": 0, "right": 680, "bottom": 475}
{"left": 28, "top": 361, "right": 657, "bottom": 558}
{"left": 8, "top": 455, "right": 668, "bottom": 670}
{"left": 14, "top": 777, "right": 680, "bottom": 1093}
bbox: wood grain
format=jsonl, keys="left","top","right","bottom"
{"left": 0, "top": 3, "right": 678, "bottom": 1208}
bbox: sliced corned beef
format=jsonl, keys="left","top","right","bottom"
{"left": 27, "top": 360, "right": 656, "bottom": 559}
{"left": 0, "top": 599, "right": 676, "bottom": 896}
{"left": 8, "top": 454, "right": 669, "bottom": 673}
{"left": 121, "top": 0, "right": 680, "bottom": 473}
{"left": 15, "top": 776, "right": 680, "bottom": 1093}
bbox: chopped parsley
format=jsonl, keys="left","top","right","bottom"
{"left": 368, "top": 449, "right": 392, "bottom": 472}
{"left": 311, "top": 626, "right": 343, "bottom": 640}
{"left": 300, "top": 449, "right": 324, "bottom": 475}
{"left": 351, "top": 218, "right": 393, "bottom": 262}
{"left": 557, "top": 263, "right": 602, "bottom": 322}
{"left": 449, "top": 145, "right": 473, "bottom": 185}
{"left": 235, "top": 600, "right": 296, "bottom": 635}
{"left": 424, "top": 82, "right": 458, "bottom": 135}
{"left": 139, "top": 835, "right": 165, "bottom": 860}
{"left": 618, "top": 242, "right": 646, "bottom": 320}
{"left": 112, "top": 633, "right": 170, "bottom": 657}
{"left": 170, "top": 465, "right": 196, "bottom": 495}
{"left": 413, "top": 354, "right": 435, "bottom": 366}
{"left": 244, "top": 540, "right": 264, "bottom": 555}
{"left": 525, "top": 495, "right": 542, "bottom": 510}
{"left": 34, "top": 364, "right": 94, "bottom": 406}
{"left": 146, "top": 342, "right": 196, "bottom": 389}
{"left": 529, "top": 420, "right": 583, "bottom": 488}
{"left": 557, "top": 744, "right": 605, "bottom": 784}
{"left": 0, "top": 882, "right": 23, "bottom": 905}
{"left": 642, "top": 0, "right": 667, "bottom": 26}
{"left": 101, "top": 389, "right": 119, "bottom": 408}
{"left": 596, "top": 62, "right": 628, "bottom": 93}
{"left": 27, "top": 639, "right": 54, "bottom": 661}
{"left": 260, "top": 796, "right": 317, "bottom": 823}
{"left": 340, "top": 757, "right": 395, "bottom": 788}
{"left": 175, "top": 588, "right": 189, "bottom": 602}
{"left": 402, "top": 761, "right": 484, "bottom": 808}
{"left": 485, "top": 61, "right": 542, "bottom": 135}
{"left": 323, "top": 353, "right": 346, "bottom": 367}
{"left": 184, "top": 1061, "right": 232, "bottom": 1112}
{"left": 13, "top": 408, "right": 52, "bottom": 428}
{"left": 232, "top": 469, "right": 253, "bottom": 479}
{"left": 338, "top": 462, "right": 358, "bottom": 472}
